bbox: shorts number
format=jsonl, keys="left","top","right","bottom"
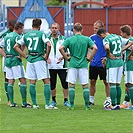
{"left": 112, "top": 40, "right": 121, "bottom": 54}
{"left": 27, "top": 37, "right": 39, "bottom": 50}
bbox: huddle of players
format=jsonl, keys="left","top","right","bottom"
{"left": 0, "top": 18, "right": 133, "bottom": 110}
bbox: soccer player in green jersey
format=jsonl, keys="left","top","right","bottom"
{"left": 0, "top": 22, "right": 31, "bottom": 107}
{"left": 0, "top": 20, "right": 16, "bottom": 105}
{"left": 97, "top": 27, "right": 131, "bottom": 110}
{"left": 14, "top": 18, "right": 57, "bottom": 109}
{"left": 120, "top": 25, "right": 133, "bottom": 110}
{"left": 59, "top": 22, "right": 97, "bottom": 110}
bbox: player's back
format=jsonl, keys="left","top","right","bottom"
{"left": 4, "top": 32, "right": 20, "bottom": 56}
{"left": 105, "top": 34, "right": 122, "bottom": 57}
{"left": 4, "top": 32, "right": 22, "bottom": 67}
{"left": 104, "top": 34, "right": 124, "bottom": 68}
{"left": 24, "top": 30, "right": 46, "bottom": 54}
{"left": 65, "top": 34, "right": 94, "bottom": 68}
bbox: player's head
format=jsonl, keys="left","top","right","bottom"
{"left": 120, "top": 25, "right": 132, "bottom": 38}
{"left": 8, "top": 19, "right": 17, "bottom": 32}
{"left": 14, "top": 22, "right": 24, "bottom": 35}
{"left": 32, "top": 18, "right": 42, "bottom": 30}
{"left": 73, "top": 22, "right": 83, "bottom": 34}
{"left": 97, "top": 27, "right": 107, "bottom": 39}
{"left": 50, "top": 22, "right": 60, "bottom": 36}
{"left": 94, "top": 20, "right": 104, "bottom": 34}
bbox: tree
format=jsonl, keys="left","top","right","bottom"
{"left": 47, "top": 0, "right": 67, "bottom": 6}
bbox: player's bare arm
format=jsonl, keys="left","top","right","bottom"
{"left": 86, "top": 44, "right": 97, "bottom": 62}
{"left": 127, "top": 45, "right": 133, "bottom": 60}
{"left": 0, "top": 47, "right": 6, "bottom": 57}
{"left": 42, "top": 41, "right": 51, "bottom": 60}
{"left": 122, "top": 41, "right": 132, "bottom": 52}
{"left": 59, "top": 46, "right": 71, "bottom": 61}
{"left": 14, "top": 44, "right": 27, "bottom": 59}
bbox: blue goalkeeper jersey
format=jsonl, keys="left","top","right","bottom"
{"left": 90, "top": 34, "right": 106, "bottom": 67}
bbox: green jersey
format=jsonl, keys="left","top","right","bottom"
{"left": 3, "top": 32, "right": 22, "bottom": 68}
{"left": 0, "top": 29, "right": 11, "bottom": 39}
{"left": 18, "top": 30, "right": 49, "bottom": 63}
{"left": 62, "top": 34, "right": 95, "bottom": 68}
{"left": 124, "top": 36, "right": 133, "bottom": 71}
{"left": 103, "top": 34, "right": 124, "bottom": 69}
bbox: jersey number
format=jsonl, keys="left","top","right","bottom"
{"left": 112, "top": 40, "right": 121, "bottom": 54}
{"left": 6, "top": 39, "right": 11, "bottom": 52}
{"left": 27, "top": 37, "right": 39, "bottom": 50}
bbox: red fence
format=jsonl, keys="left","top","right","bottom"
{"left": 72, "top": 1, "right": 133, "bottom": 36}
{"left": 7, "top": 7, "right": 64, "bottom": 35}
{"left": 7, "top": 0, "right": 133, "bottom": 36}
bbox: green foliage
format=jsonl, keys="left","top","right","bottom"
{"left": 47, "top": 0, "right": 67, "bottom": 6}
{"left": 82, "top": 4, "right": 88, "bottom": 8}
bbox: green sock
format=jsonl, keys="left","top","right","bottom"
{"left": 44, "top": 84, "right": 51, "bottom": 106}
{"left": 4, "top": 82, "right": 10, "bottom": 102}
{"left": 124, "top": 90, "right": 130, "bottom": 102}
{"left": 116, "top": 85, "right": 122, "bottom": 105}
{"left": 110, "top": 85, "right": 117, "bottom": 106}
{"left": 129, "top": 86, "right": 133, "bottom": 105}
{"left": 30, "top": 84, "right": 36, "bottom": 105}
{"left": 20, "top": 84, "right": 27, "bottom": 105}
{"left": 7, "top": 84, "right": 14, "bottom": 104}
{"left": 83, "top": 87, "right": 90, "bottom": 108}
{"left": 68, "top": 87, "right": 75, "bottom": 108}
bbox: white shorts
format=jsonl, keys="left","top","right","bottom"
{"left": 124, "top": 71, "right": 133, "bottom": 84}
{"left": 5, "top": 65, "right": 25, "bottom": 79}
{"left": 26, "top": 60, "right": 50, "bottom": 80}
{"left": 106, "top": 66, "right": 123, "bottom": 84}
{"left": 66, "top": 68, "right": 89, "bottom": 85}
{"left": 2, "top": 56, "right": 5, "bottom": 72}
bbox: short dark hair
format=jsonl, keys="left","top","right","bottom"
{"left": 97, "top": 27, "right": 107, "bottom": 36}
{"left": 9, "top": 19, "right": 17, "bottom": 27}
{"left": 8, "top": 19, "right": 17, "bottom": 31}
{"left": 32, "top": 18, "right": 42, "bottom": 28}
{"left": 51, "top": 22, "right": 60, "bottom": 29}
{"left": 14, "top": 22, "right": 24, "bottom": 30}
{"left": 74, "top": 22, "right": 83, "bottom": 32}
{"left": 120, "top": 25, "right": 131, "bottom": 36}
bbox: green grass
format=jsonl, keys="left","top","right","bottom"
{"left": 0, "top": 56, "right": 133, "bottom": 133}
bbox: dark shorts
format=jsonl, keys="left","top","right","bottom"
{"left": 89, "top": 66, "right": 106, "bottom": 80}
{"left": 49, "top": 69, "right": 68, "bottom": 90}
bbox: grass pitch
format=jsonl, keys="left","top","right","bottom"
{"left": 0, "top": 57, "right": 133, "bottom": 133}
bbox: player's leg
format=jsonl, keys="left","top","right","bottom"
{"left": 124, "top": 71, "right": 133, "bottom": 109}
{"left": 115, "top": 66, "right": 123, "bottom": 107}
{"left": 30, "top": 80, "right": 38, "bottom": 108}
{"left": 12, "top": 65, "right": 29, "bottom": 107}
{"left": 128, "top": 85, "right": 133, "bottom": 109}
{"left": 49, "top": 69, "right": 57, "bottom": 106}
{"left": 7, "top": 79, "right": 16, "bottom": 107}
{"left": 5, "top": 66, "right": 17, "bottom": 107}
{"left": 26, "top": 62, "right": 38, "bottom": 108}
{"left": 89, "top": 66, "right": 98, "bottom": 105}
{"left": 4, "top": 73, "right": 10, "bottom": 105}
{"left": 121, "top": 71, "right": 132, "bottom": 108}
{"left": 120, "top": 88, "right": 130, "bottom": 108}
{"left": 99, "top": 67, "right": 110, "bottom": 100}
{"left": 66, "top": 68, "right": 77, "bottom": 109}
{"left": 58, "top": 69, "right": 70, "bottom": 106}
{"left": 79, "top": 68, "right": 90, "bottom": 109}
{"left": 107, "top": 68, "right": 118, "bottom": 109}
{"left": 35, "top": 60, "right": 57, "bottom": 109}
{"left": 3, "top": 57, "right": 10, "bottom": 104}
